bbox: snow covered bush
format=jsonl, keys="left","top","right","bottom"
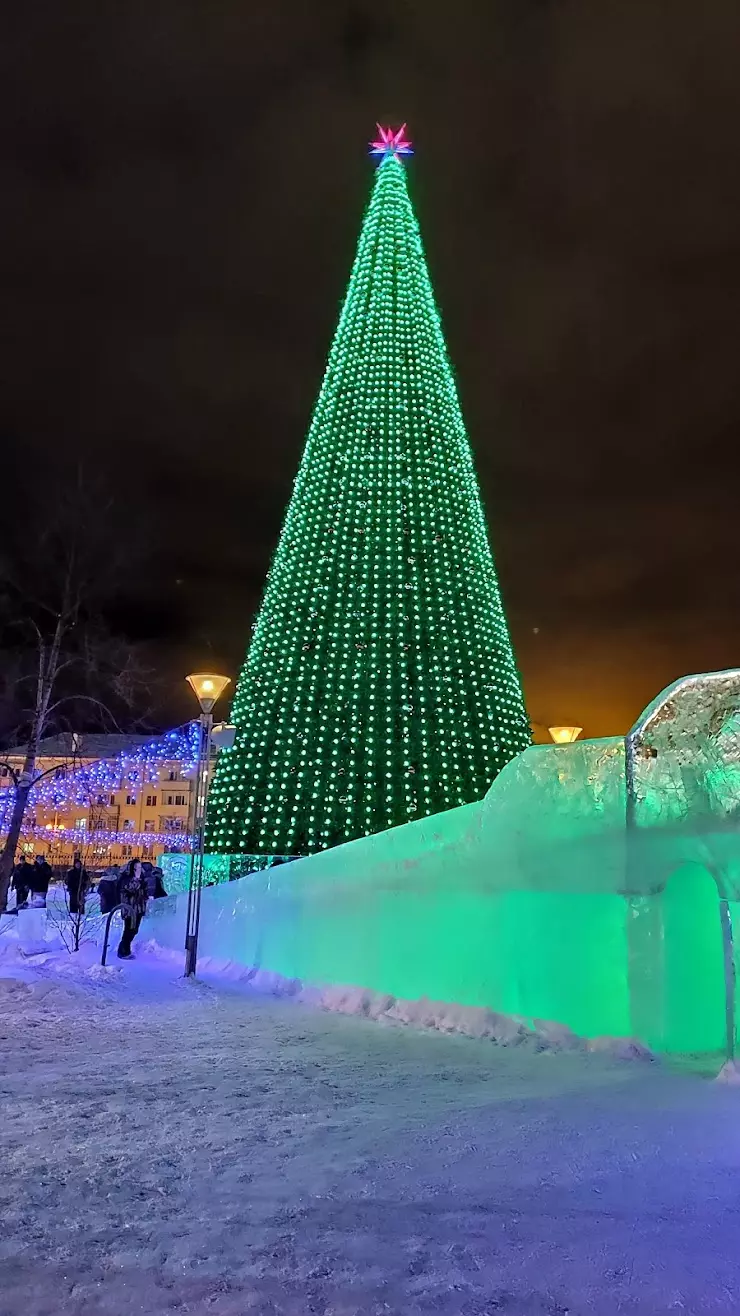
{"left": 46, "top": 889, "right": 106, "bottom": 954}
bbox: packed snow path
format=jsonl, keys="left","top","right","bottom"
{"left": 1, "top": 954, "right": 739, "bottom": 1315}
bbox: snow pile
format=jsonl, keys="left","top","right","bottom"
{"left": 0, "top": 912, "right": 66, "bottom": 964}
{"left": 384, "top": 995, "right": 530, "bottom": 1043}
{"left": 0, "top": 972, "right": 83, "bottom": 1008}
{"left": 77, "top": 961, "right": 124, "bottom": 984}
{"left": 316, "top": 984, "right": 654, "bottom": 1059}
{"left": 588, "top": 1034, "right": 655, "bottom": 1062}
{"left": 139, "top": 935, "right": 654, "bottom": 1060}
{"left": 715, "top": 1059, "right": 740, "bottom": 1085}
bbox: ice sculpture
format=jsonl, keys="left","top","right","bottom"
{"left": 153, "top": 670, "right": 740, "bottom": 1055}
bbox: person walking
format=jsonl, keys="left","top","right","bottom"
{"left": 65, "top": 854, "right": 88, "bottom": 916}
{"left": 117, "top": 858, "right": 149, "bottom": 960}
{"left": 10, "top": 855, "right": 30, "bottom": 910}
{"left": 29, "top": 854, "right": 53, "bottom": 908}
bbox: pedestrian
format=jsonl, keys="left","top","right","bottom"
{"left": 97, "top": 866, "right": 120, "bottom": 915}
{"left": 152, "top": 866, "right": 167, "bottom": 899}
{"left": 10, "top": 854, "right": 30, "bottom": 910}
{"left": 145, "top": 863, "right": 167, "bottom": 900}
{"left": 29, "top": 853, "right": 53, "bottom": 908}
{"left": 117, "top": 857, "right": 149, "bottom": 960}
{"left": 65, "top": 853, "right": 88, "bottom": 916}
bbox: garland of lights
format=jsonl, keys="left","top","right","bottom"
{"left": 0, "top": 723, "right": 200, "bottom": 854}
{"left": 14, "top": 823, "right": 192, "bottom": 851}
{"left": 0, "top": 722, "right": 200, "bottom": 817}
{"left": 206, "top": 126, "right": 530, "bottom": 859}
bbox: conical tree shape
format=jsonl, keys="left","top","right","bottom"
{"left": 208, "top": 147, "right": 530, "bottom": 858}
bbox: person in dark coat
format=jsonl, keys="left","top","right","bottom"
{"left": 97, "top": 867, "right": 120, "bottom": 915}
{"left": 29, "top": 854, "right": 53, "bottom": 906}
{"left": 117, "top": 858, "right": 149, "bottom": 959}
{"left": 11, "top": 855, "right": 30, "bottom": 910}
{"left": 65, "top": 854, "right": 88, "bottom": 915}
{"left": 144, "top": 864, "right": 167, "bottom": 900}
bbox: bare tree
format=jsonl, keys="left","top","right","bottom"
{"left": 0, "top": 468, "right": 153, "bottom": 911}
{"left": 46, "top": 849, "right": 106, "bottom": 954}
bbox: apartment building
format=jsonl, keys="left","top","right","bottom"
{"left": 0, "top": 732, "right": 195, "bottom": 869}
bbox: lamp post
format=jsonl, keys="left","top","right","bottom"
{"left": 548, "top": 726, "right": 583, "bottom": 745}
{"left": 184, "top": 673, "right": 230, "bottom": 976}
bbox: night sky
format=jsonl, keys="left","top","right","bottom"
{"left": 3, "top": 1, "right": 739, "bottom": 738}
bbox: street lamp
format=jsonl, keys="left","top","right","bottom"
{"left": 548, "top": 726, "right": 583, "bottom": 745}
{"left": 184, "top": 672, "right": 231, "bottom": 976}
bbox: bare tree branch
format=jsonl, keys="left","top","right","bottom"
{"left": 0, "top": 465, "right": 155, "bottom": 910}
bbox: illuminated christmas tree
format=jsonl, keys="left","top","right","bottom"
{"left": 208, "top": 126, "right": 530, "bottom": 858}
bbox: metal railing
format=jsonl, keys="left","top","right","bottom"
{"left": 100, "top": 905, "right": 121, "bottom": 966}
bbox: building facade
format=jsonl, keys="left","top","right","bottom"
{"left": 0, "top": 733, "right": 196, "bottom": 870}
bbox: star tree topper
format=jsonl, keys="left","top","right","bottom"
{"left": 369, "top": 123, "right": 413, "bottom": 162}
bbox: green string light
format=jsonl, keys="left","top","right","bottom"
{"left": 207, "top": 151, "right": 530, "bottom": 857}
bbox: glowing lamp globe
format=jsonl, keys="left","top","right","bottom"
{"left": 186, "top": 673, "right": 231, "bottom": 714}
{"left": 211, "top": 722, "right": 237, "bottom": 751}
{"left": 549, "top": 726, "right": 583, "bottom": 745}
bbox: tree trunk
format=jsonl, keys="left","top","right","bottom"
{"left": 0, "top": 755, "right": 34, "bottom": 912}
{"left": 0, "top": 618, "right": 64, "bottom": 912}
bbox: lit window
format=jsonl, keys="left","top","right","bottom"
{"left": 162, "top": 816, "right": 186, "bottom": 832}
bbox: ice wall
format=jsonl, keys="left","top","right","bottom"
{"left": 151, "top": 670, "right": 740, "bottom": 1053}
{"left": 154, "top": 768, "right": 632, "bottom": 1038}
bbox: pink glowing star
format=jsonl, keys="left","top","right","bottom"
{"left": 369, "top": 123, "right": 413, "bottom": 162}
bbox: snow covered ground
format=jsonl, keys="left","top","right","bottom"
{"left": 1, "top": 926, "right": 740, "bottom": 1314}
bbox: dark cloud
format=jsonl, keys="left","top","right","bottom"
{"left": 1, "top": 0, "right": 739, "bottom": 736}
